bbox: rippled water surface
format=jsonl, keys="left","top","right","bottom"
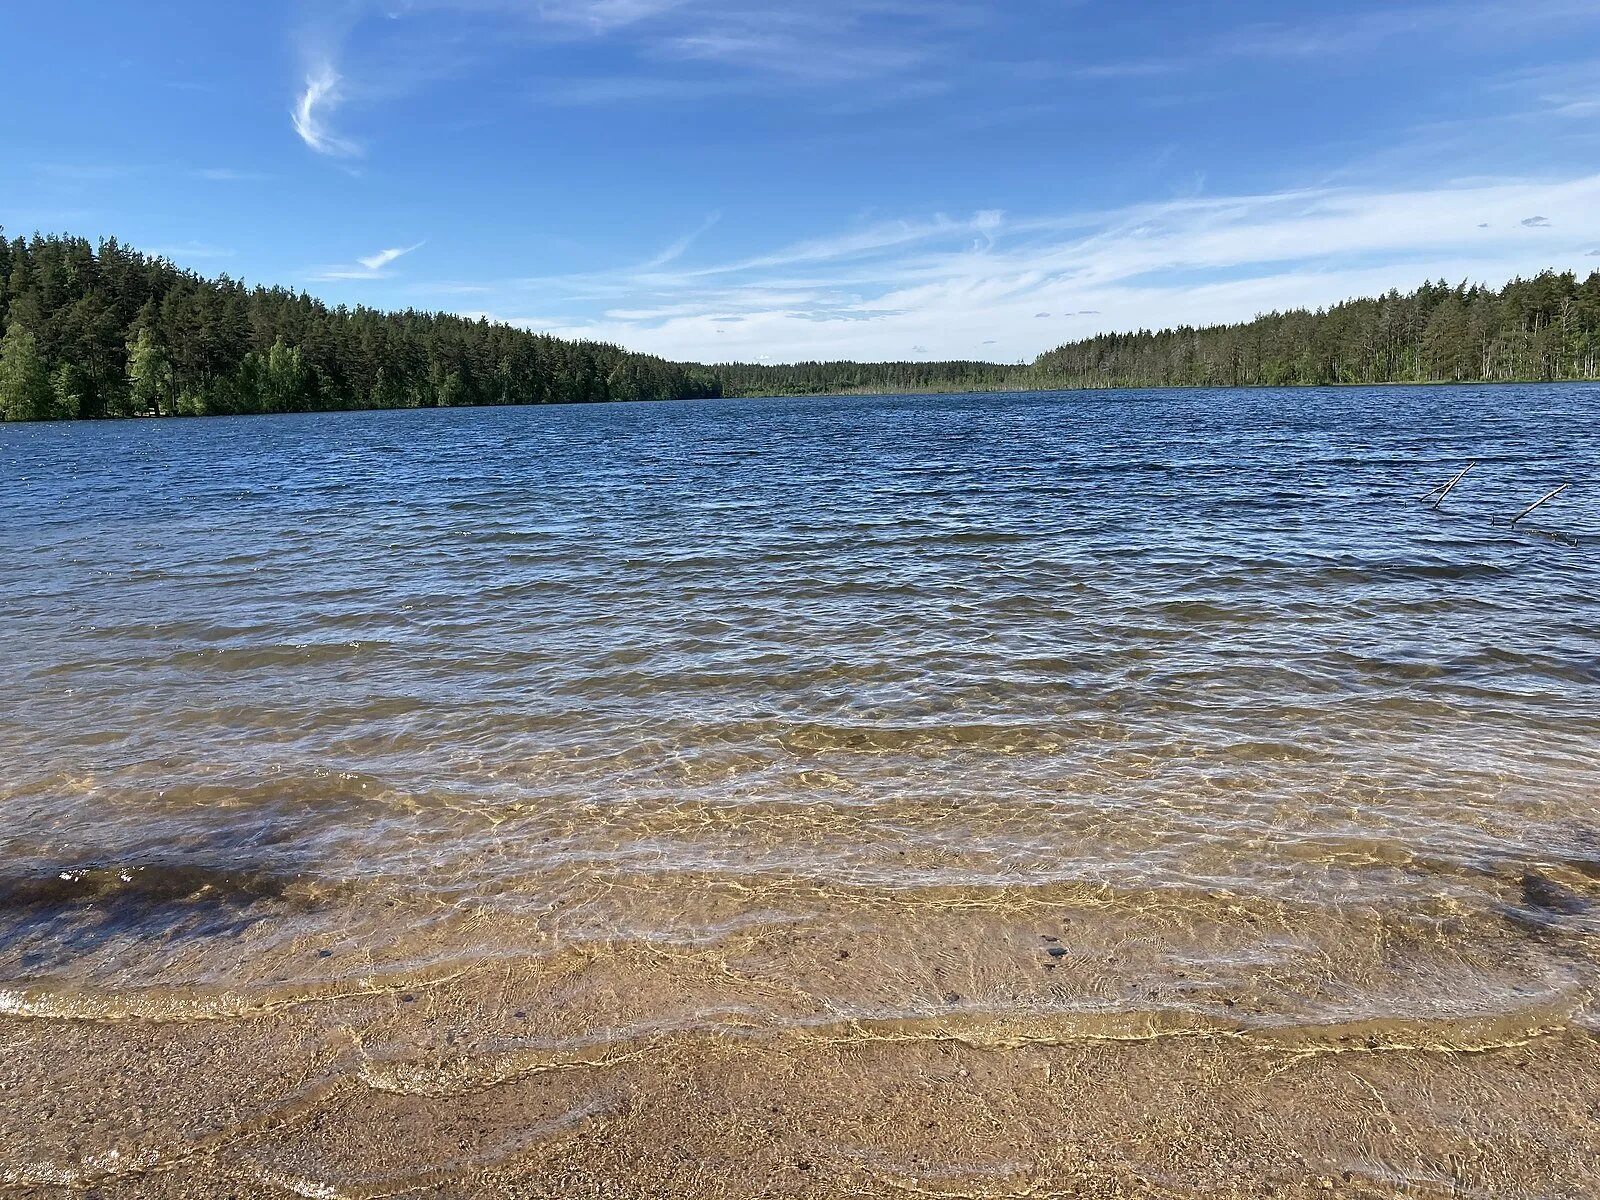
{"left": 2, "top": 386, "right": 1598, "bottom": 1196}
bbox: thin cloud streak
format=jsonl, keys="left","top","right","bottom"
{"left": 1052, "top": 0, "right": 1600, "bottom": 85}
{"left": 359, "top": 242, "right": 426, "bottom": 270}
{"left": 639, "top": 213, "right": 721, "bottom": 270}
{"left": 311, "top": 241, "right": 426, "bottom": 282}
{"left": 442, "top": 172, "right": 1600, "bottom": 363}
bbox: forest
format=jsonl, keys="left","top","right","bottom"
{"left": 720, "top": 273, "right": 1600, "bottom": 395}
{"left": 3, "top": 229, "right": 1599, "bottom": 422}
{"left": 0, "top": 232, "right": 722, "bottom": 421}
{"left": 1026, "top": 272, "right": 1600, "bottom": 389}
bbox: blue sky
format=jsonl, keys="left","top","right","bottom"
{"left": 3, "top": 1, "right": 1600, "bottom": 363}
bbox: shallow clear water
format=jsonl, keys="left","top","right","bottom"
{"left": 2, "top": 384, "right": 1598, "bottom": 992}
{"left": 1, "top": 386, "right": 1598, "bottom": 1195}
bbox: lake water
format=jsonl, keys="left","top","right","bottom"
{"left": 2, "top": 386, "right": 1598, "bottom": 1197}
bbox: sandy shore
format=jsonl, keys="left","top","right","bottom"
{"left": 4, "top": 946, "right": 1598, "bottom": 1199}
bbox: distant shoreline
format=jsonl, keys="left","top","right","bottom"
{"left": 4, "top": 374, "right": 1600, "bottom": 429}
{"left": 4, "top": 231, "right": 1599, "bottom": 423}
{"left": 720, "top": 375, "right": 1600, "bottom": 400}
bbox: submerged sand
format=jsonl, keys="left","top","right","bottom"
{"left": 3, "top": 873, "right": 1598, "bottom": 1198}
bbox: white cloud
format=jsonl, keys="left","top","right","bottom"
{"left": 358, "top": 242, "right": 426, "bottom": 271}
{"left": 638, "top": 213, "right": 721, "bottom": 270}
{"left": 292, "top": 66, "right": 362, "bottom": 157}
{"left": 301, "top": 0, "right": 986, "bottom": 130}
{"left": 311, "top": 241, "right": 425, "bottom": 282}
{"left": 444, "top": 172, "right": 1600, "bottom": 363}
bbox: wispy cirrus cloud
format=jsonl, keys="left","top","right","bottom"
{"left": 1050, "top": 0, "right": 1600, "bottom": 84}
{"left": 292, "top": 65, "right": 361, "bottom": 157}
{"left": 359, "top": 242, "right": 426, "bottom": 271}
{"left": 525, "top": 0, "right": 691, "bottom": 33}
{"left": 264, "top": 0, "right": 1600, "bottom": 366}
{"left": 1213, "top": 0, "right": 1600, "bottom": 59}
{"left": 639, "top": 214, "right": 722, "bottom": 270}
{"left": 285, "top": 0, "right": 1600, "bottom": 164}
{"left": 291, "top": 0, "right": 990, "bottom": 149}
{"left": 420, "top": 172, "right": 1600, "bottom": 363}
{"left": 1490, "top": 58, "right": 1600, "bottom": 121}
{"left": 289, "top": 0, "right": 1600, "bottom": 164}
{"left": 311, "top": 241, "right": 425, "bottom": 282}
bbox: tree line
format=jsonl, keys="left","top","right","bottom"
{"left": 0, "top": 231, "right": 721, "bottom": 422}
{"left": 1027, "top": 273, "right": 1600, "bottom": 389}
{"left": 3, "top": 229, "right": 1599, "bottom": 423}
{"left": 717, "top": 274, "right": 1600, "bottom": 395}
{"left": 711, "top": 359, "right": 1021, "bottom": 397}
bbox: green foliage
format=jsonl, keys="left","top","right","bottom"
{"left": 50, "top": 362, "right": 89, "bottom": 419}
{"left": 126, "top": 326, "right": 172, "bottom": 416}
{"left": 1029, "top": 274, "right": 1600, "bottom": 388}
{"left": 236, "top": 340, "right": 311, "bottom": 414}
{"left": 713, "top": 359, "right": 1020, "bottom": 397}
{"left": 0, "top": 229, "right": 721, "bottom": 423}
{"left": 0, "top": 322, "right": 64, "bottom": 421}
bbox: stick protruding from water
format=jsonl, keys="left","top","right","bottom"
{"left": 1425, "top": 461, "right": 1476, "bottom": 510}
{"left": 1511, "top": 483, "right": 1571, "bottom": 526}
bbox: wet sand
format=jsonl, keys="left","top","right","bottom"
{"left": 4, "top": 869, "right": 1599, "bottom": 1197}
{"left": 4, "top": 973, "right": 1599, "bottom": 1198}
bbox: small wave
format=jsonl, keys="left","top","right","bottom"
{"left": 349, "top": 998, "right": 1590, "bottom": 1099}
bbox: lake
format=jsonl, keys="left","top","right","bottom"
{"left": 1, "top": 385, "right": 1597, "bottom": 1197}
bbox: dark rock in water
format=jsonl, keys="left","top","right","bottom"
{"left": 0, "top": 860, "right": 312, "bottom": 970}
{"left": 1046, "top": 946, "right": 1068, "bottom": 958}
{"left": 1520, "top": 871, "right": 1589, "bottom": 916}
{"left": 0, "top": 862, "right": 292, "bottom": 909}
